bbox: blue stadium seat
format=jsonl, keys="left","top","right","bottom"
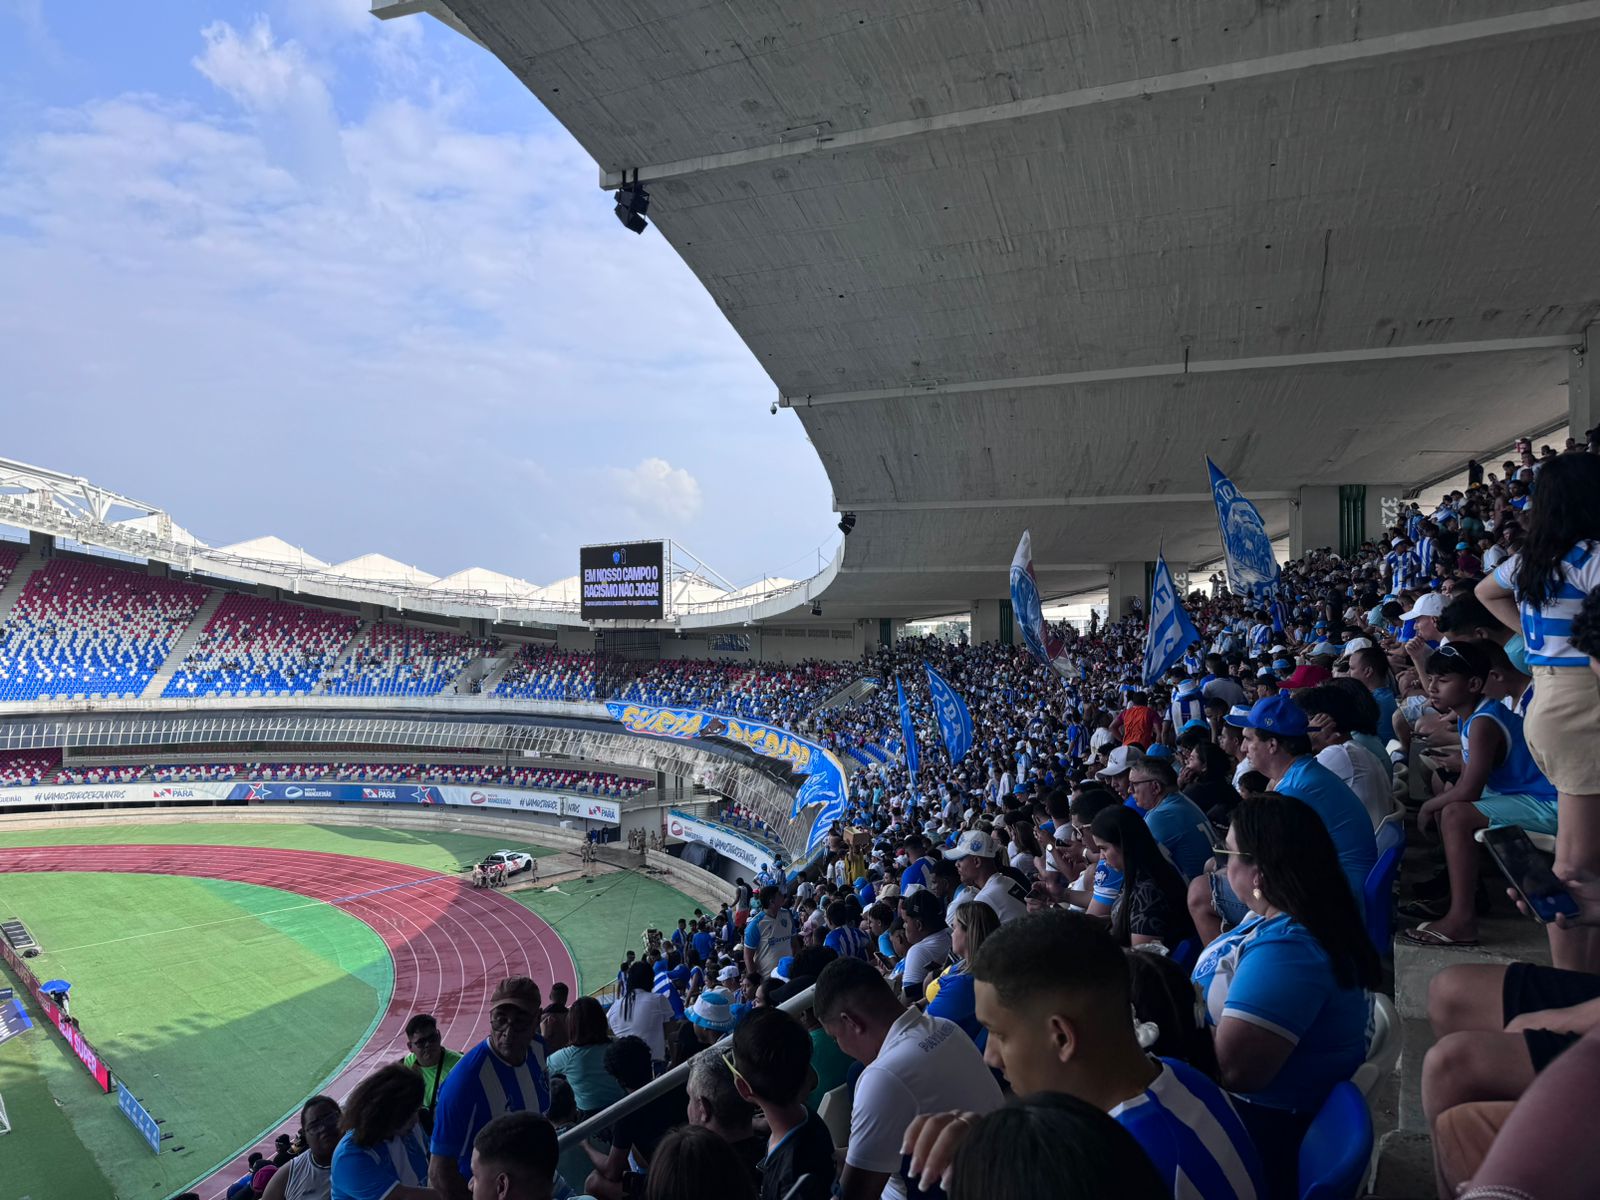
{"left": 1298, "top": 1081, "right": 1373, "bottom": 1200}
{"left": 1170, "top": 938, "right": 1199, "bottom": 972}
{"left": 1364, "top": 835, "right": 1406, "bottom": 958}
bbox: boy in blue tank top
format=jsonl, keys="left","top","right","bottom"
{"left": 1404, "top": 641, "right": 1558, "bottom": 949}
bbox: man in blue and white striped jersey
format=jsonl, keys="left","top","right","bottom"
{"left": 904, "top": 911, "right": 1263, "bottom": 1200}
{"left": 429, "top": 976, "right": 552, "bottom": 1200}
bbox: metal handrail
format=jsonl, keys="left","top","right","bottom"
{"left": 555, "top": 983, "right": 816, "bottom": 1151}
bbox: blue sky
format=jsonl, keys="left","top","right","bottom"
{"left": 0, "top": 0, "right": 835, "bottom": 587}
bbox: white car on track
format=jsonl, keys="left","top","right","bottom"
{"left": 483, "top": 849, "right": 534, "bottom": 874}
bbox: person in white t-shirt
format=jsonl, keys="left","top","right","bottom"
{"left": 895, "top": 890, "right": 953, "bottom": 1001}
{"left": 814, "top": 957, "right": 1003, "bottom": 1200}
{"left": 943, "top": 830, "right": 1028, "bottom": 923}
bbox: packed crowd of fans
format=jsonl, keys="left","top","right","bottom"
{"left": 611, "top": 659, "right": 857, "bottom": 727}
{"left": 226, "top": 439, "right": 1600, "bottom": 1200}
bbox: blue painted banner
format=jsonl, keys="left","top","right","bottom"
{"left": 118, "top": 1081, "right": 162, "bottom": 1154}
{"left": 1206, "top": 457, "right": 1281, "bottom": 601}
{"left": 897, "top": 678, "right": 920, "bottom": 783}
{"left": 606, "top": 701, "right": 848, "bottom": 853}
{"left": 1010, "top": 529, "right": 1070, "bottom": 674}
{"left": 925, "top": 665, "right": 974, "bottom": 764}
{"left": 1143, "top": 553, "right": 1204, "bottom": 686}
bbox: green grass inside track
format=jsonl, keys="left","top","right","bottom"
{"left": 0, "top": 872, "right": 392, "bottom": 1200}
{"left": 509, "top": 870, "right": 713, "bottom": 995}
{"left": 0, "top": 819, "right": 561, "bottom": 875}
{"left": 0, "top": 820, "right": 710, "bottom": 1194}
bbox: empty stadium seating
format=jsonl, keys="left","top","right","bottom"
{"left": 493, "top": 646, "right": 600, "bottom": 701}
{"left": 321, "top": 622, "right": 490, "bottom": 697}
{"left": 162, "top": 594, "right": 360, "bottom": 697}
{"left": 0, "top": 559, "right": 208, "bottom": 700}
{"left": 0, "top": 748, "right": 60, "bottom": 786}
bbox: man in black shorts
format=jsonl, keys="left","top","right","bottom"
{"left": 1421, "top": 871, "right": 1600, "bottom": 1192}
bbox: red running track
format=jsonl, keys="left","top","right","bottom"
{"left": 0, "top": 844, "right": 577, "bottom": 1199}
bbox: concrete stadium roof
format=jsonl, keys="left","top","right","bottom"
{"left": 383, "top": 0, "right": 1600, "bottom": 619}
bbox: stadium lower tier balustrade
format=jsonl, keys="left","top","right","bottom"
{"left": 492, "top": 646, "right": 600, "bottom": 701}
{"left": 0, "top": 558, "right": 208, "bottom": 700}
{"left": 321, "top": 622, "right": 491, "bottom": 697}
{"left": 162, "top": 593, "right": 360, "bottom": 697}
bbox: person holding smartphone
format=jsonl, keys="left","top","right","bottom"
{"left": 1422, "top": 866, "right": 1600, "bottom": 1197}
{"left": 1475, "top": 452, "right": 1600, "bottom": 972}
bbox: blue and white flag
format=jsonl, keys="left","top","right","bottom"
{"left": 897, "top": 678, "right": 920, "bottom": 791}
{"left": 1206, "top": 458, "right": 1281, "bottom": 601}
{"left": 924, "top": 665, "right": 973, "bottom": 764}
{"left": 1270, "top": 594, "right": 1288, "bottom": 635}
{"left": 1009, "top": 529, "right": 1070, "bottom": 675}
{"left": 1143, "top": 553, "right": 1203, "bottom": 686}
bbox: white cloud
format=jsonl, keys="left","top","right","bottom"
{"left": 193, "top": 16, "right": 350, "bottom": 191}
{"left": 0, "top": 15, "right": 832, "bottom": 585}
{"left": 608, "top": 458, "right": 704, "bottom": 523}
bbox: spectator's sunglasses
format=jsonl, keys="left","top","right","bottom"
{"left": 721, "top": 1051, "right": 752, "bottom": 1091}
{"left": 1210, "top": 842, "right": 1254, "bottom": 863}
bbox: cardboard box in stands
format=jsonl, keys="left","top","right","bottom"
{"left": 848, "top": 829, "right": 871, "bottom": 852}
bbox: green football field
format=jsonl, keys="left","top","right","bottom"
{"left": 0, "top": 821, "right": 707, "bottom": 1200}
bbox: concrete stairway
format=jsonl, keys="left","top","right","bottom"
{"left": 475, "top": 651, "right": 520, "bottom": 696}
{"left": 449, "top": 650, "right": 506, "bottom": 695}
{"left": 817, "top": 676, "right": 878, "bottom": 710}
{"left": 141, "top": 588, "right": 226, "bottom": 698}
{"left": 1364, "top": 803, "right": 1555, "bottom": 1200}
{"left": 311, "top": 620, "right": 373, "bottom": 695}
{"left": 0, "top": 550, "right": 41, "bottom": 624}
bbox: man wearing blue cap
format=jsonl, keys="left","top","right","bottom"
{"left": 1188, "top": 694, "right": 1376, "bottom": 944}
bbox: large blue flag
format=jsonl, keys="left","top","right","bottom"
{"left": 896, "top": 677, "right": 920, "bottom": 785}
{"left": 1009, "top": 529, "right": 1070, "bottom": 675}
{"left": 924, "top": 665, "right": 973, "bottom": 765}
{"left": 1206, "top": 457, "right": 1281, "bottom": 601}
{"left": 1143, "top": 553, "right": 1204, "bottom": 686}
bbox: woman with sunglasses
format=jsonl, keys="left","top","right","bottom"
{"left": 259, "top": 1095, "right": 340, "bottom": 1200}
{"left": 1192, "top": 795, "right": 1380, "bottom": 1198}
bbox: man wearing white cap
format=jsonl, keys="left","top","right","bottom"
{"left": 1094, "top": 745, "right": 1144, "bottom": 801}
{"left": 1401, "top": 591, "right": 1448, "bottom": 684}
{"left": 944, "top": 831, "right": 1027, "bottom": 923}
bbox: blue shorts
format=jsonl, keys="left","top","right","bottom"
{"left": 1474, "top": 790, "right": 1559, "bottom": 835}
{"left": 1208, "top": 871, "right": 1251, "bottom": 927}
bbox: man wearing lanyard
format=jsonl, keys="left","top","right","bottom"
{"left": 402, "top": 1013, "right": 463, "bottom": 1133}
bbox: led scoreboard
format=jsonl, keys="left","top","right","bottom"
{"left": 580, "top": 541, "right": 665, "bottom": 621}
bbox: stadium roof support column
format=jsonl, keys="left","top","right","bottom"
{"left": 1571, "top": 323, "right": 1600, "bottom": 443}
{"left": 1107, "top": 562, "right": 1148, "bottom": 622}
{"left": 1366, "top": 487, "right": 1410, "bottom": 546}
{"left": 970, "top": 598, "right": 1009, "bottom": 646}
{"left": 1291, "top": 486, "right": 1341, "bottom": 560}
